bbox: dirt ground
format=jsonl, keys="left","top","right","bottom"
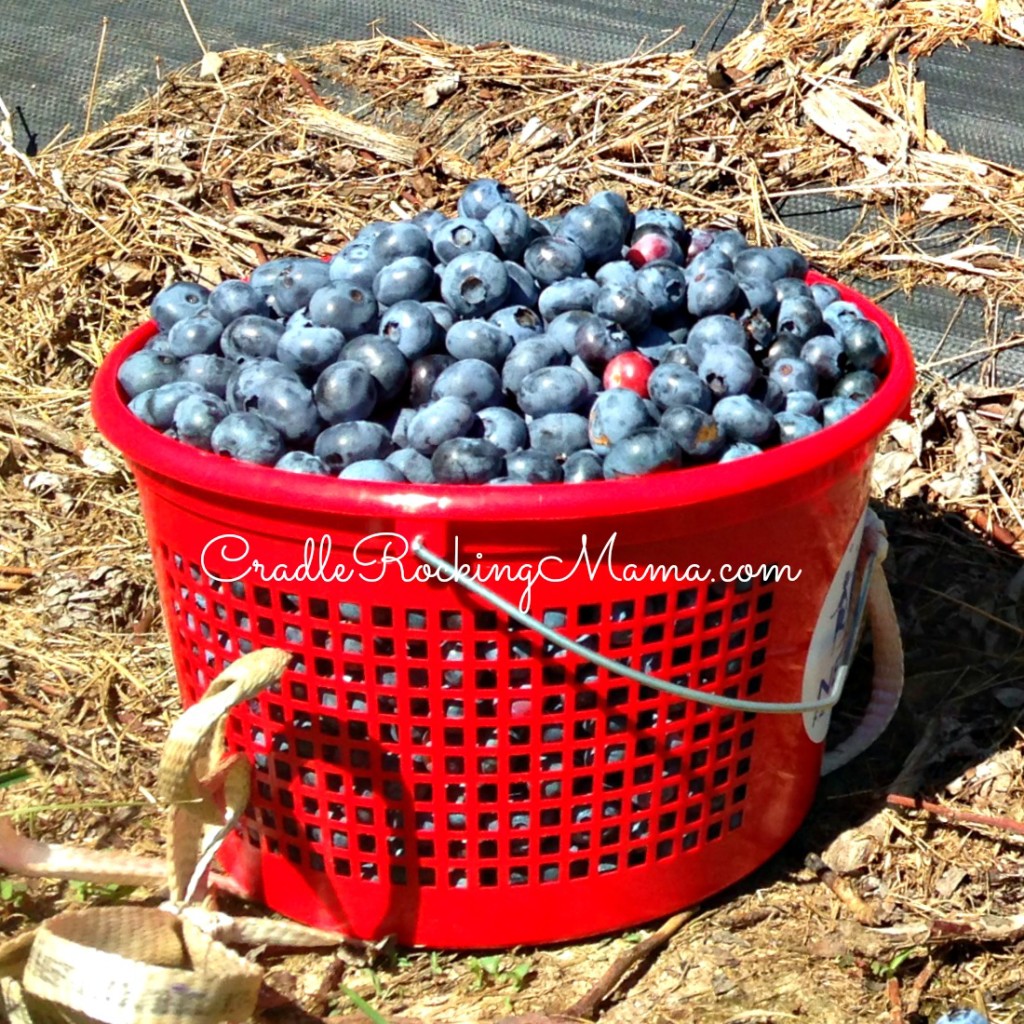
{"left": 2, "top": 10, "right": 1024, "bottom": 1023}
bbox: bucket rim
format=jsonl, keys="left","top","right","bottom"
{"left": 91, "top": 271, "right": 915, "bottom": 521}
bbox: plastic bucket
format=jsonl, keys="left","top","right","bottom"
{"left": 91, "top": 271, "right": 915, "bottom": 947}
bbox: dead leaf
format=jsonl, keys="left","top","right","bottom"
{"left": 802, "top": 86, "right": 902, "bottom": 157}
{"left": 872, "top": 450, "right": 916, "bottom": 496}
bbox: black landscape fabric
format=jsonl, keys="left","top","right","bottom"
{"left": 3, "top": 0, "right": 1023, "bottom": 382}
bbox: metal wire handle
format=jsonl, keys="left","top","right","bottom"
{"left": 410, "top": 536, "right": 879, "bottom": 716}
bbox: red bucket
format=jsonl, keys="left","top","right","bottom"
{"left": 92, "top": 272, "right": 914, "bottom": 948}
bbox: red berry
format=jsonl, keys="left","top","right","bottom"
{"left": 626, "top": 232, "right": 675, "bottom": 268}
{"left": 604, "top": 352, "right": 655, "bottom": 397}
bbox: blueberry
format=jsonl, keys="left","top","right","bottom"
{"left": 354, "top": 220, "right": 392, "bottom": 245}
{"left": 411, "top": 209, "right": 448, "bottom": 237}
{"left": 517, "top": 366, "right": 589, "bottom": 417}
{"left": 308, "top": 282, "right": 378, "bottom": 336}
{"left": 624, "top": 325, "right": 670, "bottom": 363}
{"left": 732, "top": 246, "right": 789, "bottom": 282}
{"left": 528, "top": 413, "right": 590, "bottom": 460}
{"left": 687, "top": 268, "right": 742, "bottom": 317}
{"left": 478, "top": 406, "right": 529, "bottom": 454}
{"left": 423, "top": 301, "right": 457, "bottom": 334}
{"left": 227, "top": 358, "right": 300, "bottom": 413}
{"left": 934, "top": 1008, "right": 988, "bottom": 1024}
{"left": 371, "top": 221, "right": 433, "bottom": 263}
{"left": 775, "top": 410, "right": 822, "bottom": 443}
{"left": 254, "top": 377, "right": 320, "bottom": 442}
{"left": 268, "top": 260, "right": 330, "bottom": 317}
{"left": 408, "top": 353, "right": 456, "bottom": 407}
{"left": 785, "top": 390, "right": 821, "bottom": 418}
{"left": 698, "top": 345, "right": 758, "bottom": 398}
{"left": 489, "top": 305, "right": 543, "bottom": 342}
{"left": 432, "top": 358, "right": 502, "bottom": 411}
{"left": 684, "top": 247, "right": 733, "bottom": 282}
{"left": 329, "top": 243, "right": 384, "bottom": 291}
{"left": 431, "top": 438, "right": 505, "bottom": 483}
{"left": 313, "top": 360, "right": 378, "bottom": 424}
{"left": 634, "top": 261, "right": 688, "bottom": 316}
{"left": 523, "top": 236, "right": 586, "bottom": 286}
{"left": 593, "top": 284, "right": 652, "bottom": 334}
{"left": 595, "top": 260, "right": 637, "bottom": 289}
{"left": 603, "top": 428, "right": 682, "bottom": 479}
{"left": 211, "top": 411, "right": 284, "bottom": 465}
{"left": 769, "top": 357, "right": 818, "bottom": 395}
{"left": 178, "top": 354, "right": 232, "bottom": 397}
{"left": 221, "top": 315, "right": 285, "bottom": 363}
{"left": 506, "top": 449, "right": 564, "bottom": 483}
{"left": 501, "top": 337, "right": 567, "bottom": 393}
{"left": 660, "top": 404, "right": 727, "bottom": 460}
{"left": 822, "top": 300, "right": 864, "bottom": 336}
{"left": 407, "top": 396, "right": 480, "bottom": 455}
{"left": 538, "top": 277, "right": 600, "bottom": 321}
{"left": 588, "top": 189, "right": 632, "bottom": 229}
{"left": 386, "top": 448, "right": 435, "bottom": 483}
{"left": 373, "top": 256, "right": 436, "bottom": 306}
{"left": 563, "top": 449, "right": 604, "bottom": 482}
{"left": 439, "top": 251, "right": 510, "bottom": 317}
{"left": 171, "top": 392, "right": 229, "bottom": 450}
{"left": 166, "top": 313, "right": 223, "bottom": 358}
{"left": 445, "top": 320, "right": 514, "bottom": 368}
{"left": 840, "top": 318, "right": 888, "bottom": 373}
{"left": 634, "top": 208, "right": 687, "bottom": 245}
{"left": 739, "top": 307, "right": 776, "bottom": 353}
{"left": 385, "top": 406, "right": 417, "bottom": 447}
{"left": 713, "top": 395, "right": 777, "bottom": 445}
{"left": 770, "top": 245, "right": 808, "bottom": 278}
{"left": 833, "top": 370, "right": 879, "bottom": 404}
{"left": 341, "top": 335, "right": 409, "bottom": 402}
{"left": 208, "top": 279, "right": 269, "bottom": 323}
{"left": 556, "top": 204, "right": 625, "bottom": 264}
{"left": 764, "top": 335, "right": 804, "bottom": 368}
{"left": 777, "top": 295, "right": 824, "bottom": 342}
{"left": 543, "top": 310, "right": 594, "bottom": 355}
{"left": 708, "top": 228, "right": 748, "bottom": 260}
{"left": 648, "top": 363, "right": 712, "bottom": 411}
{"left": 659, "top": 344, "right": 698, "bottom": 371}
{"left": 504, "top": 261, "right": 542, "bottom": 308}
{"left": 117, "top": 350, "right": 179, "bottom": 398}
{"left": 457, "top": 178, "right": 515, "bottom": 220}
{"left": 313, "top": 421, "right": 394, "bottom": 471}
{"left": 820, "top": 396, "right": 863, "bottom": 426}
{"left": 574, "top": 315, "right": 632, "bottom": 368}
{"left": 810, "top": 282, "right": 842, "bottom": 311}
{"left": 339, "top": 459, "right": 407, "bottom": 482}
{"left": 379, "top": 301, "right": 442, "bottom": 360}
{"left": 719, "top": 442, "right": 762, "bottom": 462}
{"left": 432, "top": 217, "right": 497, "bottom": 263}
{"left": 685, "top": 315, "right": 747, "bottom": 363}
{"left": 483, "top": 202, "right": 532, "bottom": 261}
{"left": 749, "top": 375, "right": 787, "bottom": 413}
{"left": 276, "top": 450, "right": 330, "bottom": 475}
{"left": 570, "top": 355, "right": 603, "bottom": 398}
{"left": 277, "top": 325, "right": 345, "bottom": 376}
{"left": 129, "top": 381, "right": 207, "bottom": 429}
{"left": 736, "top": 275, "right": 780, "bottom": 320}
{"left": 588, "top": 388, "right": 656, "bottom": 453}
{"left": 150, "top": 281, "right": 210, "bottom": 330}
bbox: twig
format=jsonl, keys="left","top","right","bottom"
{"left": 562, "top": 910, "right": 694, "bottom": 1020}
{"left": 887, "top": 976, "right": 905, "bottom": 1024}
{"left": 902, "top": 960, "right": 936, "bottom": 1017}
{"left": 805, "top": 853, "right": 879, "bottom": 925}
{"left": 81, "top": 17, "right": 111, "bottom": 140}
{"left": 0, "top": 407, "right": 81, "bottom": 456}
{"left": 219, "top": 179, "right": 268, "bottom": 264}
{"left": 964, "top": 510, "right": 1023, "bottom": 552}
{"left": 280, "top": 57, "right": 328, "bottom": 107}
{"left": 887, "top": 793, "right": 1024, "bottom": 837}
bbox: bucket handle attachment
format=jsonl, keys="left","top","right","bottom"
{"left": 411, "top": 509, "right": 903, "bottom": 772}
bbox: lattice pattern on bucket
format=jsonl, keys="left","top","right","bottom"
{"left": 160, "top": 543, "right": 772, "bottom": 890}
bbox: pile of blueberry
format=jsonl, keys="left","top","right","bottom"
{"left": 118, "top": 180, "right": 889, "bottom": 484}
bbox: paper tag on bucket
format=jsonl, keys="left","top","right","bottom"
{"left": 801, "top": 509, "right": 868, "bottom": 743}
